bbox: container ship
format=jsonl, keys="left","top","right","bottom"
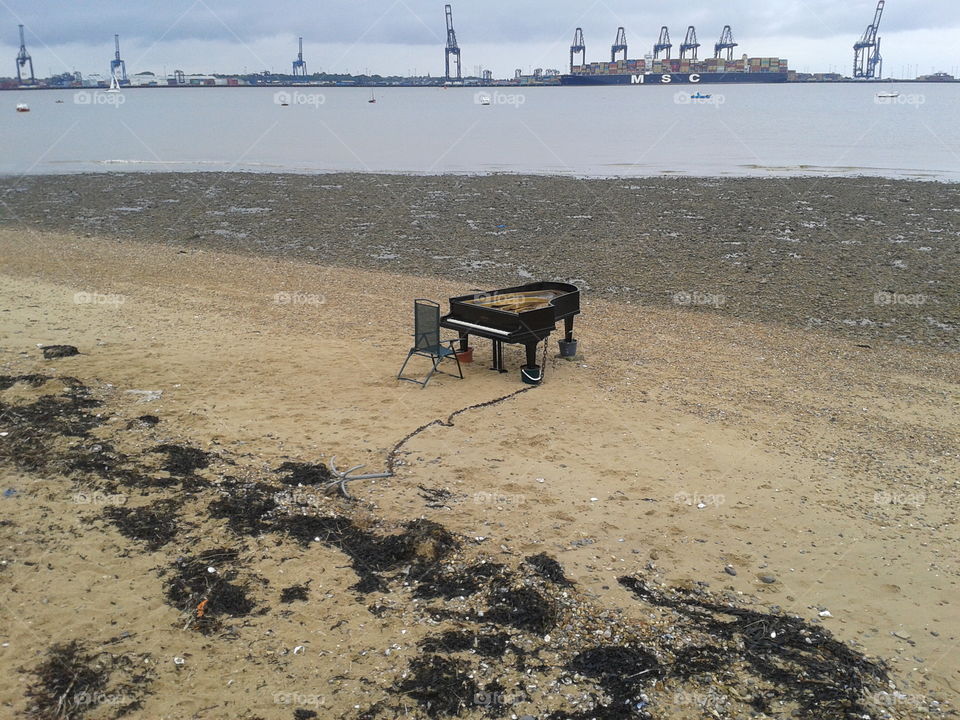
{"left": 561, "top": 56, "right": 791, "bottom": 86}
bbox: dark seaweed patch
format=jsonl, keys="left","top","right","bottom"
{"left": 0, "top": 378, "right": 103, "bottom": 473}
{"left": 524, "top": 553, "right": 573, "bottom": 586}
{"left": 0, "top": 373, "right": 52, "bottom": 391}
{"left": 275, "top": 461, "right": 331, "bottom": 485}
{"left": 485, "top": 583, "right": 557, "bottom": 634}
{"left": 149, "top": 444, "right": 210, "bottom": 476}
{"left": 420, "top": 630, "right": 513, "bottom": 658}
{"left": 413, "top": 566, "right": 482, "bottom": 600}
{"left": 280, "top": 583, "right": 311, "bottom": 603}
{"left": 208, "top": 481, "right": 277, "bottom": 535}
{"left": 270, "top": 515, "right": 459, "bottom": 594}
{"left": 162, "top": 549, "right": 256, "bottom": 634}
{"left": 41, "top": 345, "right": 79, "bottom": 359}
{"left": 568, "top": 645, "right": 661, "bottom": 698}
{"left": 417, "top": 484, "right": 456, "bottom": 508}
{"left": 619, "top": 576, "right": 889, "bottom": 719}
{"left": 22, "top": 640, "right": 153, "bottom": 720}
{"left": 397, "top": 655, "right": 479, "bottom": 718}
{"left": 103, "top": 499, "right": 181, "bottom": 551}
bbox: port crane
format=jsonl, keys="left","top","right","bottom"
{"left": 653, "top": 26, "right": 672, "bottom": 59}
{"left": 853, "top": 0, "right": 884, "bottom": 79}
{"left": 570, "top": 27, "right": 585, "bottom": 72}
{"left": 714, "top": 25, "right": 737, "bottom": 60}
{"left": 292, "top": 36, "right": 307, "bottom": 76}
{"left": 444, "top": 4, "right": 461, "bottom": 81}
{"left": 679, "top": 26, "right": 700, "bottom": 60}
{"left": 15, "top": 24, "right": 34, "bottom": 85}
{"left": 110, "top": 34, "right": 127, "bottom": 82}
{"left": 611, "top": 27, "right": 627, "bottom": 63}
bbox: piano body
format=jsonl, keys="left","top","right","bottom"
{"left": 440, "top": 281, "right": 580, "bottom": 383}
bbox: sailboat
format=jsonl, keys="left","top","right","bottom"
{"left": 106, "top": 74, "right": 121, "bottom": 93}
{"left": 368, "top": 91, "right": 377, "bottom": 104}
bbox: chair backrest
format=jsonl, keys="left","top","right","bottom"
{"left": 413, "top": 299, "right": 441, "bottom": 351}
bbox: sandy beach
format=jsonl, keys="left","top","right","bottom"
{"left": 0, "top": 175, "right": 958, "bottom": 719}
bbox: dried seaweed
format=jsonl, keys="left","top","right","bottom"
{"left": 162, "top": 549, "right": 256, "bottom": 634}
{"left": 208, "top": 481, "right": 277, "bottom": 535}
{"left": 149, "top": 444, "right": 210, "bottom": 476}
{"left": 22, "top": 640, "right": 153, "bottom": 720}
{"left": 103, "top": 499, "right": 181, "bottom": 551}
{"left": 274, "top": 461, "right": 331, "bottom": 485}
{"left": 420, "top": 630, "right": 514, "bottom": 658}
{"left": 485, "top": 581, "right": 557, "bottom": 635}
{"left": 280, "top": 583, "right": 311, "bottom": 603}
{"left": 524, "top": 553, "right": 573, "bottom": 586}
{"left": 397, "top": 655, "right": 479, "bottom": 719}
{"left": 41, "top": 345, "right": 79, "bottom": 359}
{"left": 618, "top": 576, "right": 890, "bottom": 719}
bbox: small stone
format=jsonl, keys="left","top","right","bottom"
{"left": 819, "top": 610, "right": 833, "bottom": 618}
{"left": 724, "top": 565, "right": 737, "bottom": 576}
{"left": 758, "top": 574, "right": 777, "bottom": 584}
{"left": 893, "top": 631, "right": 911, "bottom": 640}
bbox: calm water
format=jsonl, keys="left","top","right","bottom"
{"left": 2, "top": 84, "right": 959, "bottom": 180}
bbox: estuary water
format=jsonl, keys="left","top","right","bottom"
{"left": 2, "top": 83, "right": 959, "bottom": 180}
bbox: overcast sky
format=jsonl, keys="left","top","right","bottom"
{"left": 2, "top": 1, "right": 958, "bottom": 79}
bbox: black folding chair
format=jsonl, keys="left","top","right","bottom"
{"left": 397, "top": 299, "right": 464, "bottom": 387}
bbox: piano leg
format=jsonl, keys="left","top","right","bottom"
{"left": 491, "top": 340, "right": 506, "bottom": 373}
{"left": 457, "top": 331, "right": 470, "bottom": 353}
{"left": 524, "top": 342, "right": 538, "bottom": 369}
{"left": 564, "top": 316, "right": 575, "bottom": 343}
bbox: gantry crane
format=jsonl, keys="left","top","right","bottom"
{"left": 611, "top": 27, "right": 627, "bottom": 63}
{"left": 570, "top": 27, "right": 585, "bottom": 72}
{"left": 444, "top": 4, "right": 461, "bottom": 81}
{"left": 653, "top": 26, "right": 672, "bottom": 59}
{"left": 16, "top": 24, "right": 34, "bottom": 85}
{"left": 854, "top": 0, "right": 885, "bottom": 79}
{"left": 679, "top": 26, "right": 700, "bottom": 60}
{"left": 292, "top": 36, "right": 307, "bottom": 76}
{"left": 110, "top": 34, "right": 127, "bottom": 82}
{"left": 714, "top": 25, "right": 737, "bottom": 60}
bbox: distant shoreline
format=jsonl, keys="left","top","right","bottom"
{"left": 3, "top": 78, "right": 959, "bottom": 90}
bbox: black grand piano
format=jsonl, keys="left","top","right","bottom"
{"left": 440, "top": 281, "right": 581, "bottom": 384}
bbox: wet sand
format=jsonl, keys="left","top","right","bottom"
{"left": 0, "top": 175, "right": 958, "bottom": 719}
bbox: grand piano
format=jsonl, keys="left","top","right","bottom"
{"left": 440, "top": 281, "right": 581, "bottom": 384}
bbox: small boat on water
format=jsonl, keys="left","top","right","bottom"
{"left": 368, "top": 91, "right": 377, "bottom": 104}
{"left": 15, "top": 103, "right": 29, "bottom": 112}
{"left": 876, "top": 91, "right": 900, "bottom": 98}
{"left": 690, "top": 92, "right": 712, "bottom": 99}
{"left": 55, "top": 99, "right": 64, "bottom": 104}
{"left": 479, "top": 95, "right": 491, "bottom": 106}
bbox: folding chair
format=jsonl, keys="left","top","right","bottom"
{"left": 397, "top": 299, "right": 464, "bottom": 387}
